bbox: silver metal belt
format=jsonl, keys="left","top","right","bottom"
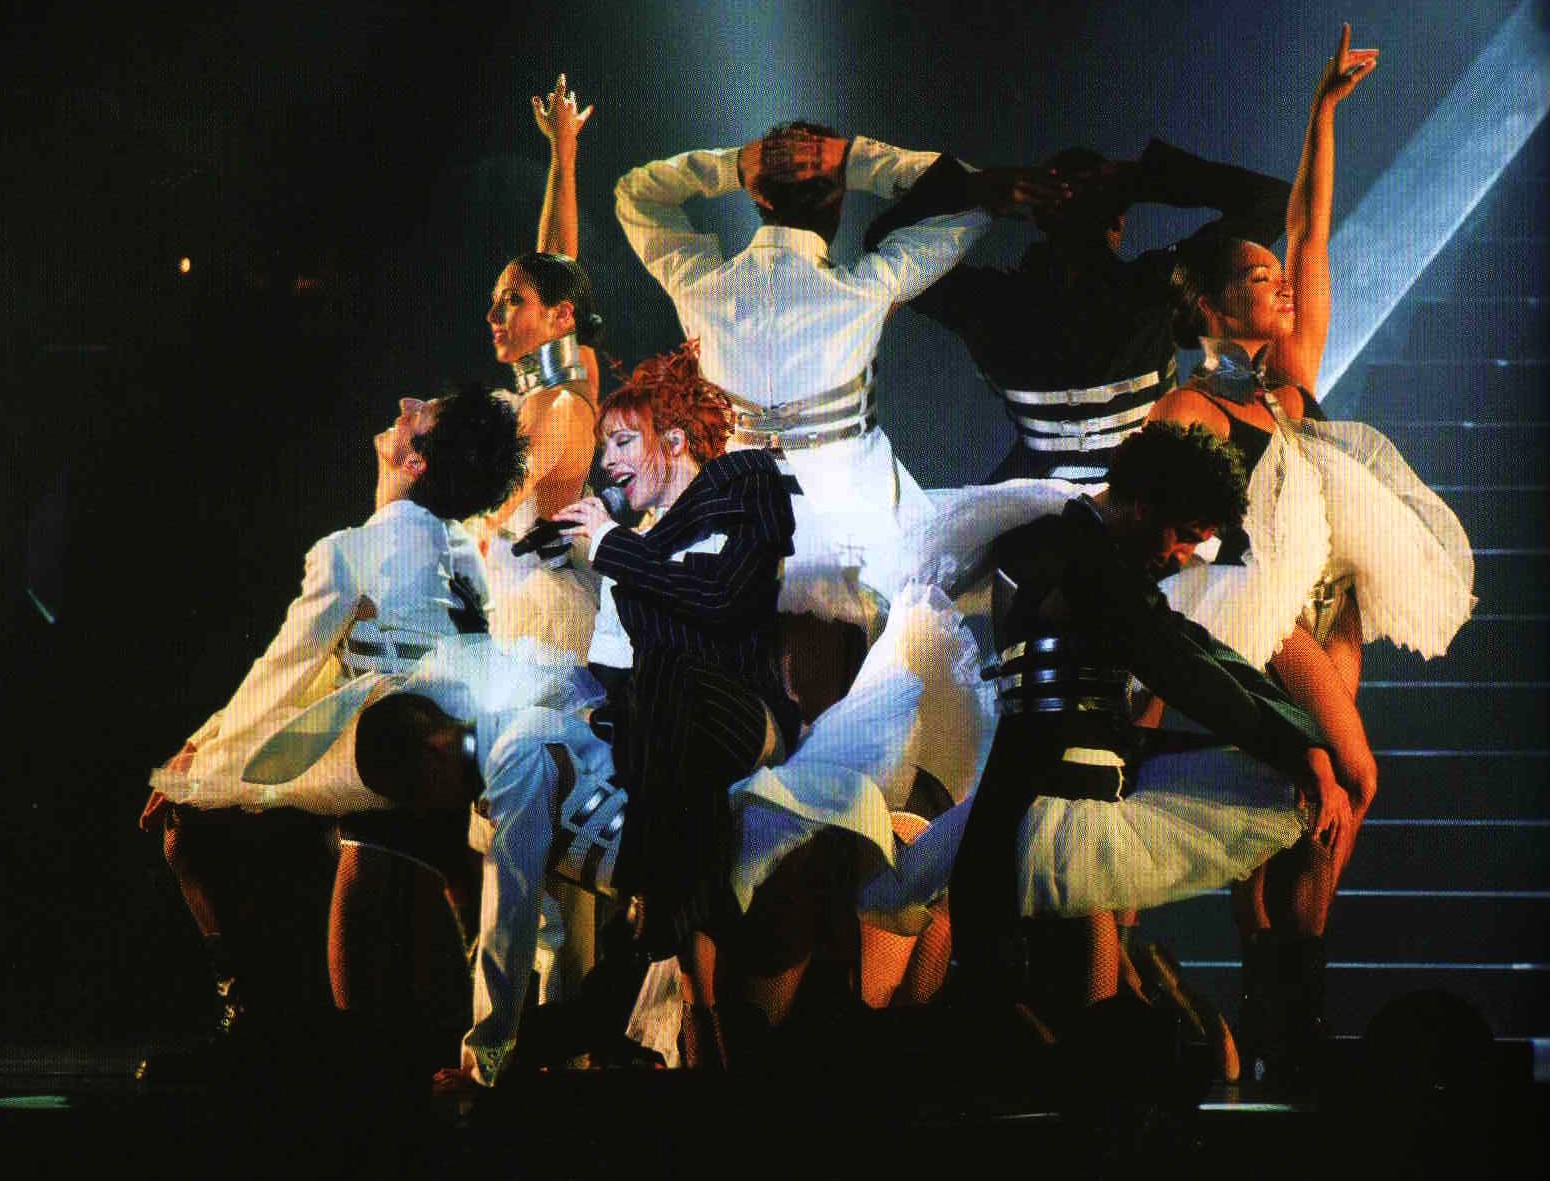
{"left": 728, "top": 368, "right": 875, "bottom": 452}
{"left": 1014, "top": 401, "right": 1156, "bottom": 452}
{"left": 997, "top": 362, "right": 1174, "bottom": 408}
{"left": 338, "top": 633, "right": 433, "bottom": 677}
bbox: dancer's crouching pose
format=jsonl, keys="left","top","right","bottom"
{"left": 943, "top": 422, "right": 1350, "bottom": 1036}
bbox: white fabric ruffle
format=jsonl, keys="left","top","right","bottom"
{"left": 859, "top": 741, "right": 1306, "bottom": 924}
{"left": 481, "top": 501, "right": 600, "bottom": 661}
{"left": 1161, "top": 427, "right": 1331, "bottom": 667}
{"left": 729, "top": 583, "right": 993, "bottom": 915}
{"left": 909, "top": 479, "right": 1085, "bottom": 598}
{"left": 1162, "top": 417, "right": 1474, "bottom": 666}
{"left": 1299, "top": 419, "right": 1475, "bottom": 657}
{"left": 153, "top": 635, "right": 602, "bottom": 816}
{"left": 1013, "top": 747, "right": 1305, "bottom": 915}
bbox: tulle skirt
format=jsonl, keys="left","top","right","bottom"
{"left": 153, "top": 634, "right": 603, "bottom": 816}
{"left": 1162, "top": 420, "right": 1474, "bottom": 667}
{"left": 861, "top": 741, "right": 1306, "bottom": 923}
{"left": 729, "top": 583, "right": 995, "bottom": 916}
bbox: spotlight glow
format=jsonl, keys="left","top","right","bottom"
{"left": 1321, "top": 0, "right": 1550, "bottom": 408}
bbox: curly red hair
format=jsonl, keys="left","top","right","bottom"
{"left": 597, "top": 340, "right": 734, "bottom": 464}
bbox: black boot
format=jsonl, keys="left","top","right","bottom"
{"left": 135, "top": 935, "right": 250, "bottom": 1083}
{"left": 1279, "top": 935, "right": 1330, "bottom": 1086}
{"left": 1238, "top": 930, "right": 1282, "bottom": 1082}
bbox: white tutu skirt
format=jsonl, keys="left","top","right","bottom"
{"left": 729, "top": 583, "right": 994, "bottom": 916}
{"left": 1300, "top": 419, "right": 1475, "bottom": 657}
{"left": 484, "top": 541, "right": 600, "bottom": 661}
{"left": 1015, "top": 745, "right": 1305, "bottom": 915}
{"left": 910, "top": 479, "right": 1086, "bottom": 597}
{"left": 1163, "top": 420, "right": 1473, "bottom": 667}
{"left": 149, "top": 656, "right": 395, "bottom": 817}
{"left": 861, "top": 742, "right": 1306, "bottom": 924}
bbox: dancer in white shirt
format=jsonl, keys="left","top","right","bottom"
{"left": 137, "top": 386, "right": 523, "bottom": 1070}
{"left": 616, "top": 122, "right": 990, "bottom": 718}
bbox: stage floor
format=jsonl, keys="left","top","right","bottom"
{"left": 2, "top": 1031, "right": 1545, "bottom": 1180}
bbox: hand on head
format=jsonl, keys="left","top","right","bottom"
{"left": 739, "top": 128, "right": 847, "bottom": 209}
{"left": 969, "top": 165, "right": 1071, "bottom": 220}
{"left": 532, "top": 72, "right": 594, "bottom": 146}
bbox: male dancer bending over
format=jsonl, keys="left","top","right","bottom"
{"left": 947, "top": 422, "right": 1350, "bottom": 1035}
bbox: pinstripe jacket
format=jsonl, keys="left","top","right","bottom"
{"left": 591, "top": 448, "right": 795, "bottom": 682}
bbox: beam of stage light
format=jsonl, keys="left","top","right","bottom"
{"left": 1321, "top": 0, "right": 1550, "bottom": 410}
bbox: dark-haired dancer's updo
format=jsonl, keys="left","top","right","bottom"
{"left": 509, "top": 251, "right": 605, "bottom": 346}
{"left": 1168, "top": 230, "right": 1250, "bottom": 349}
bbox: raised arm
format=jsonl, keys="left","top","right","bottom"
{"left": 532, "top": 73, "right": 592, "bottom": 259}
{"left": 1275, "top": 24, "right": 1378, "bottom": 393}
{"left": 615, "top": 145, "right": 736, "bottom": 295}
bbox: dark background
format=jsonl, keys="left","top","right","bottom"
{"left": 0, "top": 0, "right": 1529, "bottom": 1041}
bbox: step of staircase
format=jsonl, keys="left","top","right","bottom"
{"left": 1413, "top": 487, "right": 1546, "bottom": 550}
{"left": 1357, "top": 682, "right": 1549, "bottom": 752}
{"left": 1366, "top": 423, "right": 1547, "bottom": 484}
{"left": 1141, "top": 889, "right": 1550, "bottom": 964}
{"left": 1411, "top": 236, "right": 1548, "bottom": 300}
{"left": 1360, "top": 300, "right": 1550, "bottom": 363}
{"left": 1168, "top": 962, "right": 1547, "bottom": 1039}
{"left": 1337, "top": 818, "right": 1548, "bottom": 892}
{"left": 1370, "top": 750, "right": 1550, "bottom": 819}
{"left": 1364, "top": 615, "right": 1548, "bottom": 681}
{"left": 1353, "top": 359, "right": 1548, "bottom": 422}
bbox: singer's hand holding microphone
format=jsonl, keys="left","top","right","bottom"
{"left": 526, "top": 485, "right": 630, "bottom": 554}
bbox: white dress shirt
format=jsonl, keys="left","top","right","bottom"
{"left": 151, "top": 499, "right": 489, "bottom": 815}
{"left": 615, "top": 138, "right": 990, "bottom": 608}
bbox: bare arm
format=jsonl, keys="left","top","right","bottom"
{"left": 1277, "top": 25, "right": 1378, "bottom": 393}
{"left": 532, "top": 73, "right": 592, "bottom": 258}
{"left": 482, "top": 392, "right": 596, "bottom": 531}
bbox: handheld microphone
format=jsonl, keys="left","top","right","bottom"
{"left": 599, "top": 484, "right": 630, "bottom": 520}
{"left": 510, "top": 486, "right": 633, "bottom": 557}
{"left": 509, "top": 517, "right": 566, "bottom": 558}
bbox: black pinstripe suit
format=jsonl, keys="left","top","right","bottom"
{"left": 593, "top": 448, "right": 802, "bottom": 956}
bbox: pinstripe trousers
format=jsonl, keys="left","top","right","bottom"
{"left": 612, "top": 647, "right": 780, "bottom": 959}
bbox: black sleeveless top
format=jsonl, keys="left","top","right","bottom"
{"left": 1183, "top": 340, "right": 1326, "bottom": 564}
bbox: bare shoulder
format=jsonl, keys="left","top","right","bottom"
{"left": 1149, "top": 386, "right": 1229, "bottom": 434}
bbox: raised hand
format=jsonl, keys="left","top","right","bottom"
{"left": 1314, "top": 23, "right": 1378, "bottom": 109}
{"left": 531, "top": 73, "right": 593, "bottom": 151}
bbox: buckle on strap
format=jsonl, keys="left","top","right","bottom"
{"left": 733, "top": 411, "right": 875, "bottom": 452}
{"left": 996, "top": 361, "right": 1175, "bottom": 408}
{"left": 724, "top": 367, "right": 874, "bottom": 448}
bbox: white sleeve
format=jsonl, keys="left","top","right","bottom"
{"left": 614, "top": 147, "right": 740, "bottom": 296}
{"left": 184, "top": 535, "right": 360, "bottom": 782}
{"left": 855, "top": 208, "right": 991, "bottom": 303}
{"left": 844, "top": 136, "right": 944, "bottom": 200}
{"left": 841, "top": 137, "right": 989, "bottom": 301}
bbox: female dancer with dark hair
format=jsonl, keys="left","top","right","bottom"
{"left": 1148, "top": 26, "right": 1473, "bottom": 1076}
{"left": 477, "top": 74, "right": 607, "bottom": 659}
